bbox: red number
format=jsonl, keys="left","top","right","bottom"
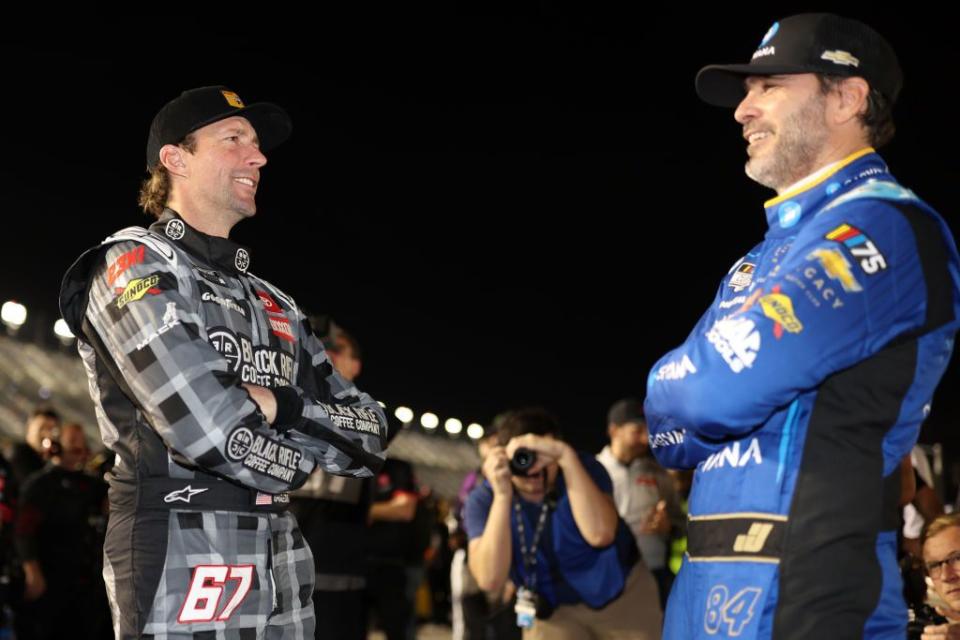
{"left": 177, "top": 564, "right": 255, "bottom": 624}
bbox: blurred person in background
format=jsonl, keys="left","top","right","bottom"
{"left": 597, "top": 398, "right": 685, "bottom": 609}
{"left": 290, "top": 320, "right": 372, "bottom": 640}
{"left": 7, "top": 408, "right": 60, "bottom": 486}
{"left": 13, "top": 423, "right": 110, "bottom": 639}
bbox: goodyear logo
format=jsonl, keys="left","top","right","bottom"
{"left": 807, "top": 248, "right": 862, "bottom": 292}
{"left": 759, "top": 291, "right": 802, "bottom": 338}
{"left": 221, "top": 90, "right": 245, "bottom": 108}
{"left": 116, "top": 275, "right": 160, "bottom": 309}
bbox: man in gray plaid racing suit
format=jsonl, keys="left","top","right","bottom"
{"left": 58, "top": 86, "right": 388, "bottom": 639}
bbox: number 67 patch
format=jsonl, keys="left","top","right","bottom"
{"left": 703, "top": 585, "right": 762, "bottom": 636}
{"left": 177, "top": 564, "right": 255, "bottom": 623}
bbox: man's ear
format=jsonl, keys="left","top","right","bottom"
{"left": 159, "top": 144, "right": 189, "bottom": 178}
{"left": 830, "top": 76, "right": 870, "bottom": 127}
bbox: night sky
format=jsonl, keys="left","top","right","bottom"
{"left": 2, "top": 8, "right": 957, "bottom": 455}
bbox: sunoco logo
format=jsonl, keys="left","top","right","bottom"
{"left": 116, "top": 275, "right": 160, "bottom": 309}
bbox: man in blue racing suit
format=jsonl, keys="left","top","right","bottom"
{"left": 644, "top": 13, "right": 960, "bottom": 640}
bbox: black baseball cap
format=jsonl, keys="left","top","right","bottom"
{"left": 607, "top": 398, "right": 645, "bottom": 427}
{"left": 146, "top": 86, "right": 292, "bottom": 169}
{"left": 696, "top": 13, "right": 902, "bottom": 108}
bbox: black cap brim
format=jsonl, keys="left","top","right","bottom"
{"left": 695, "top": 63, "right": 820, "bottom": 108}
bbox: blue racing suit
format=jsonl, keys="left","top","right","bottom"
{"left": 645, "top": 149, "right": 960, "bottom": 639}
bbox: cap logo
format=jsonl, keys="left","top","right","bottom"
{"left": 235, "top": 248, "right": 250, "bottom": 272}
{"left": 165, "top": 219, "right": 186, "bottom": 240}
{"left": 752, "top": 46, "right": 775, "bottom": 60}
{"left": 221, "top": 90, "right": 245, "bottom": 108}
{"left": 759, "top": 22, "right": 779, "bottom": 47}
{"left": 821, "top": 50, "right": 860, "bottom": 67}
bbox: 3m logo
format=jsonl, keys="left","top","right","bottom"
{"left": 733, "top": 523, "right": 774, "bottom": 553}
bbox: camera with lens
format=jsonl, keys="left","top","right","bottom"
{"left": 509, "top": 447, "right": 537, "bottom": 476}
{"left": 907, "top": 604, "right": 947, "bottom": 639}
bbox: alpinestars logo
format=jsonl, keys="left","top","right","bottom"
{"left": 164, "top": 485, "right": 209, "bottom": 504}
{"left": 706, "top": 318, "right": 760, "bottom": 373}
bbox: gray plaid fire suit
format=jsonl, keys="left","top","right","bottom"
{"left": 59, "top": 209, "right": 388, "bottom": 639}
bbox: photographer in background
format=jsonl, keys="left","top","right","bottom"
{"left": 464, "top": 408, "right": 661, "bottom": 639}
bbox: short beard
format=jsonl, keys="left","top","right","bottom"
{"left": 745, "top": 92, "right": 829, "bottom": 191}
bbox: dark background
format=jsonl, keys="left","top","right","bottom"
{"left": 1, "top": 7, "right": 957, "bottom": 455}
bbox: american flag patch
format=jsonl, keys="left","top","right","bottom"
{"left": 255, "top": 492, "right": 273, "bottom": 506}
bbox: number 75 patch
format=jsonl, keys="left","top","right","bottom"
{"left": 825, "top": 224, "right": 888, "bottom": 275}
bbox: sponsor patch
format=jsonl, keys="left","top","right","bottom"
{"left": 165, "top": 219, "right": 186, "bottom": 240}
{"left": 807, "top": 248, "right": 862, "bottom": 292}
{"left": 655, "top": 354, "right": 697, "bottom": 381}
{"left": 221, "top": 90, "right": 245, "bottom": 108}
{"left": 164, "top": 485, "right": 209, "bottom": 504}
{"left": 729, "top": 263, "right": 756, "bottom": 293}
{"left": 706, "top": 317, "right": 760, "bottom": 373}
{"left": 759, "top": 287, "right": 802, "bottom": 339}
{"left": 825, "top": 223, "right": 887, "bottom": 274}
{"left": 701, "top": 438, "right": 763, "bottom": 473}
{"left": 235, "top": 249, "right": 250, "bottom": 273}
{"left": 718, "top": 295, "right": 747, "bottom": 311}
{"left": 650, "top": 429, "right": 685, "bottom": 450}
{"left": 226, "top": 427, "right": 255, "bottom": 461}
{"left": 821, "top": 49, "right": 859, "bottom": 67}
{"left": 241, "top": 435, "right": 302, "bottom": 482}
{"left": 257, "top": 290, "right": 295, "bottom": 342}
{"left": 107, "top": 245, "right": 145, "bottom": 285}
{"left": 196, "top": 268, "right": 227, "bottom": 286}
{"left": 115, "top": 275, "right": 161, "bottom": 309}
{"left": 318, "top": 403, "right": 383, "bottom": 436}
{"left": 136, "top": 302, "right": 181, "bottom": 350}
{"left": 208, "top": 328, "right": 294, "bottom": 386}
{"left": 201, "top": 287, "right": 247, "bottom": 316}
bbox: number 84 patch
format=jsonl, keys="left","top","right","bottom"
{"left": 703, "top": 585, "right": 762, "bottom": 637}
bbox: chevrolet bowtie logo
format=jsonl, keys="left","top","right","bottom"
{"left": 821, "top": 50, "right": 860, "bottom": 67}
{"left": 164, "top": 485, "right": 209, "bottom": 504}
{"left": 733, "top": 523, "right": 774, "bottom": 553}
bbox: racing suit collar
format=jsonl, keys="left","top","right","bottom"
{"left": 761, "top": 148, "right": 891, "bottom": 237}
{"left": 150, "top": 208, "right": 253, "bottom": 275}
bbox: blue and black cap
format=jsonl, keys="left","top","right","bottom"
{"left": 695, "top": 13, "right": 902, "bottom": 108}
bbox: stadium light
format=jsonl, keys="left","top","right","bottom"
{"left": 1, "top": 301, "right": 27, "bottom": 331}
{"left": 467, "top": 423, "right": 485, "bottom": 440}
{"left": 394, "top": 406, "right": 414, "bottom": 424}
{"left": 444, "top": 418, "right": 463, "bottom": 435}
{"left": 420, "top": 412, "right": 439, "bottom": 430}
